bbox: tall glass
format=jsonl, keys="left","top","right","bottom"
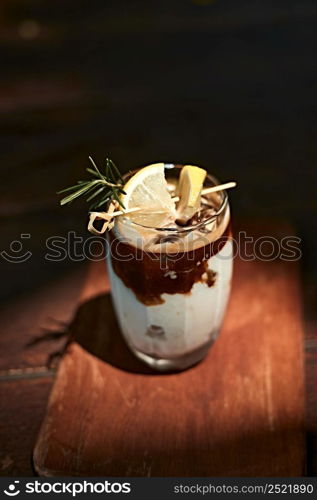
{"left": 106, "top": 164, "right": 233, "bottom": 371}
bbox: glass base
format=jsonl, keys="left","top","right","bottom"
{"left": 128, "top": 338, "right": 217, "bottom": 372}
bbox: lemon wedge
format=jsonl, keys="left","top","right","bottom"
{"left": 120, "top": 163, "right": 176, "bottom": 227}
{"left": 176, "top": 165, "right": 207, "bottom": 220}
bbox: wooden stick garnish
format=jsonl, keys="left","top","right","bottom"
{"left": 106, "top": 182, "right": 236, "bottom": 217}
{"left": 88, "top": 181, "right": 236, "bottom": 234}
{"left": 172, "top": 181, "right": 236, "bottom": 204}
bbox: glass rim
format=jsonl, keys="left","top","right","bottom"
{"left": 119, "top": 163, "right": 229, "bottom": 233}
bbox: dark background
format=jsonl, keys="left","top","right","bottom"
{"left": 1, "top": 0, "right": 317, "bottom": 299}
{"left": 0, "top": 0, "right": 316, "bottom": 474}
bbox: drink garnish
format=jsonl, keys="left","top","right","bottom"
{"left": 175, "top": 165, "right": 207, "bottom": 222}
{"left": 119, "top": 162, "right": 176, "bottom": 227}
{"left": 58, "top": 157, "right": 126, "bottom": 210}
{"left": 58, "top": 157, "right": 236, "bottom": 235}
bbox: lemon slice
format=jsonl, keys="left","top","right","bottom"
{"left": 120, "top": 163, "right": 176, "bottom": 227}
{"left": 176, "top": 165, "right": 207, "bottom": 220}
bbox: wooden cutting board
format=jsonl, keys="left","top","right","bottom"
{"left": 33, "top": 221, "right": 305, "bottom": 476}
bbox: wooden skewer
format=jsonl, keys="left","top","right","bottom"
{"left": 172, "top": 181, "right": 236, "bottom": 204}
{"left": 88, "top": 181, "right": 236, "bottom": 235}
{"left": 107, "top": 181, "right": 237, "bottom": 217}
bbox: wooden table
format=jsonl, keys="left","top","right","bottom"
{"left": 0, "top": 220, "right": 310, "bottom": 477}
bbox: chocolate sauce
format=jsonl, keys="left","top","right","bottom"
{"left": 108, "top": 222, "right": 231, "bottom": 306}
{"left": 202, "top": 269, "right": 217, "bottom": 287}
{"left": 146, "top": 325, "right": 166, "bottom": 339}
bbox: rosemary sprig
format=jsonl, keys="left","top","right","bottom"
{"left": 58, "top": 157, "right": 126, "bottom": 209}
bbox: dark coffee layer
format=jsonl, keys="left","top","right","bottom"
{"left": 108, "top": 222, "right": 231, "bottom": 305}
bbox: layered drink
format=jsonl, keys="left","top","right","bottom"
{"left": 107, "top": 163, "right": 233, "bottom": 371}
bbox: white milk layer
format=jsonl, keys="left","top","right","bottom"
{"left": 107, "top": 239, "right": 233, "bottom": 358}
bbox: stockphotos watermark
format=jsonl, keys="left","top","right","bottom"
{"left": 3, "top": 480, "right": 131, "bottom": 497}
{"left": 1, "top": 478, "right": 315, "bottom": 498}
{"left": 0, "top": 231, "right": 302, "bottom": 265}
